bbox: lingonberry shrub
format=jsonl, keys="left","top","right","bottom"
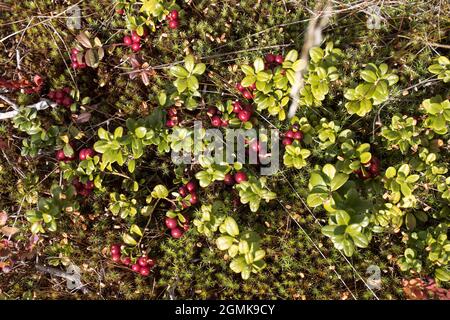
{"left": 118, "top": 0, "right": 180, "bottom": 34}
{"left": 2, "top": 0, "right": 450, "bottom": 295}
{"left": 169, "top": 55, "right": 206, "bottom": 110}
{"left": 428, "top": 56, "right": 450, "bottom": 83}
{"left": 71, "top": 31, "right": 105, "bottom": 69}
{"left": 193, "top": 203, "right": 267, "bottom": 280}
{"left": 344, "top": 63, "right": 399, "bottom": 117}
{"left": 238, "top": 49, "right": 310, "bottom": 120}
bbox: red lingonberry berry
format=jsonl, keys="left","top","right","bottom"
{"left": 235, "top": 83, "right": 245, "bottom": 92}
{"left": 121, "top": 256, "right": 131, "bottom": 265}
{"left": 137, "top": 256, "right": 148, "bottom": 267}
{"left": 234, "top": 171, "right": 248, "bottom": 184}
{"left": 275, "top": 55, "right": 284, "bottom": 64}
{"left": 139, "top": 266, "right": 150, "bottom": 276}
{"left": 165, "top": 217, "right": 178, "bottom": 229}
{"left": 238, "top": 110, "right": 251, "bottom": 122}
{"left": 169, "top": 10, "right": 179, "bottom": 20}
{"left": 111, "top": 254, "right": 121, "bottom": 263}
{"left": 185, "top": 181, "right": 197, "bottom": 193}
{"left": 285, "top": 130, "right": 295, "bottom": 139}
{"left": 232, "top": 101, "right": 243, "bottom": 113}
{"left": 131, "top": 42, "right": 141, "bottom": 52}
{"left": 242, "top": 90, "right": 253, "bottom": 100}
{"left": 189, "top": 193, "right": 199, "bottom": 205}
{"left": 211, "top": 115, "right": 222, "bottom": 127}
{"left": 224, "top": 173, "right": 235, "bottom": 186}
{"left": 171, "top": 227, "right": 183, "bottom": 239}
{"left": 168, "top": 19, "right": 179, "bottom": 29}
{"left": 123, "top": 36, "right": 132, "bottom": 46}
{"left": 131, "top": 264, "right": 141, "bottom": 273}
{"left": 55, "top": 150, "right": 66, "bottom": 161}
{"left": 79, "top": 148, "right": 94, "bottom": 161}
{"left": 282, "top": 137, "right": 293, "bottom": 146}
{"left": 265, "top": 54, "right": 275, "bottom": 64}
{"left": 131, "top": 31, "right": 141, "bottom": 43}
{"left": 293, "top": 131, "right": 303, "bottom": 141}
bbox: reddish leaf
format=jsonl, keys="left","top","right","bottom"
{"left": 74, "top": 112, "right": 92, "bottom": 123}
{"left": 33, "top": 75, "right": 43, "bottom": 86}
{"left": 0, "top": 211, "right": 7, "bottom": 226}
{"left": 76, "top": 31, "right": 93, "bottom": 49}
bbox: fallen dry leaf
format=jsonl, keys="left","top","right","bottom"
{"left": 0, "top": 211, "right": 7, "bottom": 226}
{"left": 1, "top": 226, "right": 19, "bottom": 237}
{"left": 73, "top": 112, "right": 92, "bottom": 123}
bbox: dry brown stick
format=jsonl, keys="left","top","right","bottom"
{"left": 0, "top": 94, "right": 18, "bottom": 109}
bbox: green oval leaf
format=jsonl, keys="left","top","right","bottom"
{"left": 361, "top": 69, "right": 377, "bottom": 83}
{"left": 135, "top": 127, "right": 147, "bottom": 139}
{"left": 330, "top": 173, "right": 349, "bottom": 192}
{"left": 130, "top": 224, "right": 143, "bottom": 237}
{"left": 193, "top": 63, "right": 206, "bottom": 75}
{"left": 224, "top": 216, "right": 240, "bottom": 237}
{"left": 170, "top": 65, "right": 189, "bottom": 78}
{"left": 151, "top": 184, "right": 169, "bottom": 199}
{"left": 216, "top": 235, "right": 235, "bottom": 250}
{"left": 122, "top": 233, "right": 137, "bottom": 246}
{"left": 254, "top": 58, "right": 264, "bottom": 73}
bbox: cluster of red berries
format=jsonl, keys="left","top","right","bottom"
{"left": 207, "top": 107, "right": 228, "bottom": 127}
{"left": 78, "top": 148, "right": 95, "bottom": 161}
{"left": 55, "top": 147, "right": 75, "bottom": 163}
{"left": 166, "top": 107, "right": 181, "bottom": 127}
{"left": 47, "top": 87, "right": 73, "bottom": 108}
{"left": 178, "top": 180, "right": 199, "bottom": 206}
{"left": 234, "top": 53, "right": 283, "bottom": 99}
{"left": 354, "top": 156, "right": 380, "bottom": 180}
{"left": 232, "top": 101, "right": 253, "bottom": 123}
{"left": 55, "top": 147, "right": 95, "bottom": 196}
{"left": 223, "top": 171, "right": 248, "bottom": 187}
{"left": 165, "top": 215, "right": 189, "bottom": 239}
{"left": 235, "top": 82, "right": 254, "bottom": 100}
{"left": 167, "top": 10, "right": 180, "bottom": 29}
{"left": 123, "top": 30, "right": 146, "bottom": 53}
{"left": 69, "top": 48, "right": 87, "bottom": 70}
{"left": 264, "top": 53, "right": 284, "bottom": 69}
{"left": 56, "top": 147, "right": 94, "bottom": 163}
{"left": 282, "top": 125, "right": 303, "bottom": 146}
{"left": 164, "top": 180, "right": 198, "bottom": 239}
{"left": 72, "top": 177, "right": 94, "bottom": 197}
{"left": 110, "top": 244, "right": 155, "bottom": 277}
